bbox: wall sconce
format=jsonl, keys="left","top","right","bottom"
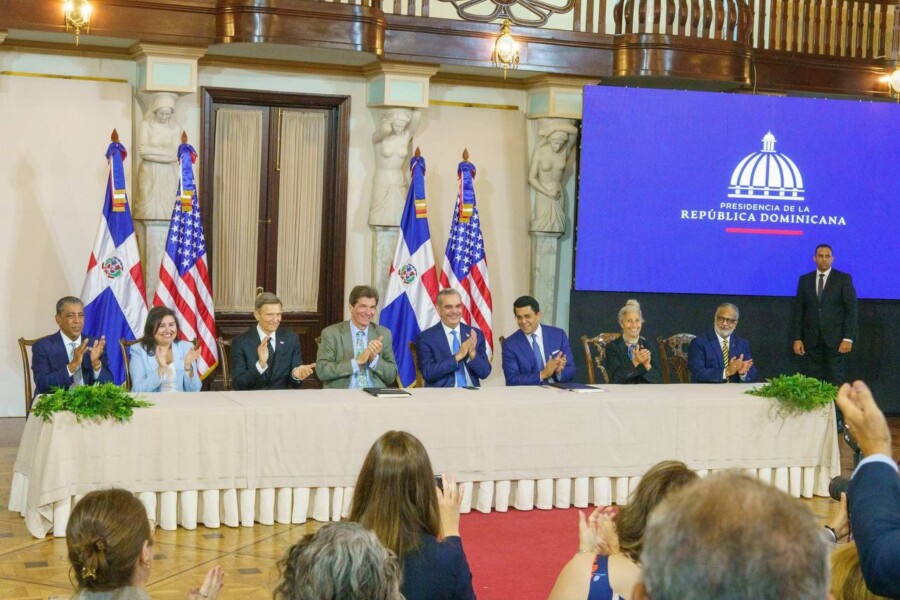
{"left": 63, "top": 0, "right": 92, "bottom": 46}
{"left": 888, "top": 65, "right": 900, "bottom": 98}
{"left": 491, "top": 20, "right": 519, "bottom": 79}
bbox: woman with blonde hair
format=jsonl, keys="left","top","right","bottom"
{"left": 549, "top": 461, "right": 698, "bottom": 600}
{"left": 348, "top": 430, "right": 475, "bottom": 600}
{"left": 603, "top": 299, "right": 662, "bottom": 384}
{"left": 67, "top": 488, "right": 223, "bottom": 599}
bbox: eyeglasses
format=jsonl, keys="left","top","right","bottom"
{"left": 716, "top": 316, "right": 737, "bottom": 325}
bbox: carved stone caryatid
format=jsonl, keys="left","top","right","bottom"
{"left": 134, "top": 92, "right": 183, "bottom": 221}
{"left": 528, "top": 118, "right": 578, "bottom": 234}
{"left": 369, "top": 107, "right": 421, "bottom": 297}
{"left": 368, "top": 108, "right": 421, "bottom": 227}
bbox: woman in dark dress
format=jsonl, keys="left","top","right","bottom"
{"left": 348, "top": 430, "right": 476, "bottom": 600}
{"left": 604, "top": 299, "right": 662, "bottom": 384}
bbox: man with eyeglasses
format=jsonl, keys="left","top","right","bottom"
{"left": 688, "top": 303, "right": 757, "bottom": 383}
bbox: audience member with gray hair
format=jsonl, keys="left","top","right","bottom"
{"left": 633, "top": 472, "right": 831, "bottom": 600}
{"left": 273, "top": 521, "right": 403, "bottom": 600}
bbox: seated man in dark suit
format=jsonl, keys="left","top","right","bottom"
{"left": 415, "top": 288, "right": 491, "bottom": 387}
{"left": 688, "top": 303, "right": 757, "bottom": 383}
{"left": 230, "top": 292, "right": 316, "bottom": 390}
{"left": 316, "top": 285, "right": 398, "bottom": 389}
{"left": 836, "top": 380, "right": 900, "bottom": 598}
{"left": 501, "top": 295, "right": 575, "bottom": 386}
{"left": 31, "top": 296, "right": 114, "bottom": 396}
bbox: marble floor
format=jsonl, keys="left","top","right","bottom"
{"left": 0, "top": 416, "right": 894, "bottom": 599}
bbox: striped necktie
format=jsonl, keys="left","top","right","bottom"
{"left": 722, "top": 339, "right": 729, "bottom": 368}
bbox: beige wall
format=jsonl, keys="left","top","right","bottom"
{"left": 0, "top": 50, "right": 544, "bottom": 415}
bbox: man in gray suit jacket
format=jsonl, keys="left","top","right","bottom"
{"left": 316, "top": 285, "right": 399, "bottom": 388}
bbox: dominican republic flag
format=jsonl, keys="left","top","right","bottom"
{"left": 81, "top": 133, "right": 148, "bottom": 385}
{"left": 439, "top": 154, "right": 494, "bottom": 358}
{"left": 152, "top": 141, "right": 218, "bottom": 379}
{"left": 379, "top": 152, "right": 439, "bottom": 386}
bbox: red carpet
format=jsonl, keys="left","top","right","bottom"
{"left": 460, "top": 507, "right": 582, "bottom": 599}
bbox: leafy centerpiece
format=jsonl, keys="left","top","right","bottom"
{"left": 745, "top": 373, "right": 836, "bottom": 416}
{"left": 31, "top": 383, "right": 153, "bottom": 423}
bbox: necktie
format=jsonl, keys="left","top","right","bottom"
{"left": 265, "top": 338, "right": 276, "bottom": 382}
{"left": 69, "top": 342, "right": 84, "bottom": 387}
{"left": 817, "top": 273, "right": 824, "bottom": 301}
{"left": 531, "top": 334, "right": 545, "bottom": 373}
{"left": 627, "top": 343, "right": 636, "bottom": 360}
{"left": 355, "top": 331, "right": 371, "bottom": 387}
{"left": 451, "top": 330, "right": 467, "bottom": 388}
{"left": 722, "top": 339, "right": 729, "bottom": 368}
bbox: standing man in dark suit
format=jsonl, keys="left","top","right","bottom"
{"left": 31, "top": 296, "right": 114, "bottom": 396}
{"left": 835, "top": 380, "right": 900, "bottom": 598}
{"left": 502, "top": 295, "right": 575, "bottom": 386}
{"left": 316, "top": 285, "right": 398, "bottom": 388}
{"left": 688, "top": 303, "right": 757, "bottom": 383}
{"left": 230, "top": 292, "right": 316, "bottom": 390}
{"left": 415, "top": 289, "right": 491, "bottom": 387}
{"left": 791, "top": 243, "right": 858, "bottom": 386}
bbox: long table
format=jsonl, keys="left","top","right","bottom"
{"left": 9, "top": 384, "right": 840, "bottom": 538}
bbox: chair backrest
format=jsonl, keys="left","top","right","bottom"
{"left": 580, "top": 333, "right": 622, "bottom": 384}
{"left": 315, "top": 335, "right": 322, "bottom": 347}
{"left": 17, "top": 337, "right": 38, "bottom": 414}
{"left": 407, "top": 341, "right": 425, "bottom": 388}
{"left": 498, "top": 335, "right": 505, "bottom": 346}
{"left": 120, "top": 338, "right": 142, "bottom": 391}
{"left": 657, "top": 333, "right": 696, "bottom": 384}
{"left": 216, "top": 337, "right": 232, "bottom": 391}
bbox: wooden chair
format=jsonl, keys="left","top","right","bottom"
{"left": 580, "top": 333, "right": 622, "bottom": 384}
{"left": 119, "top": 338, "right": 142, "bottom": 391}
{"left": 407, "top": 341, "right": 425, "bottom": 388}
{"left": 216, "top": 337, "right": 232, "bottom": 391}
{"left": 656, "top": 333, "right": 696, "bottom": 384}
{"left": 17, "top": 337, "right": 39, "bottom": 414}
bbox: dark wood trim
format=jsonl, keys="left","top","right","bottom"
{"left": 612, "top": 34, "right": 751, "bottom": 85}
{"left": 200, "top": 87, "right": 349, "bottom": 388}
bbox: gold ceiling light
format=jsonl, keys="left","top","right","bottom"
{"left": 63, "top": 0, "right": 92, "bottom": 46}
{"left": 491, "top": 20, "right": 519, "bottom": 79}
{"left": 888, "top": 65, "right": 900, "bottom": 97}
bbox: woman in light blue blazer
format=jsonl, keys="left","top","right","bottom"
{"left": 130, "top": 306, "right": 202, "bottom": 393}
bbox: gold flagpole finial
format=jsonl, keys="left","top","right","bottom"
{"left": 111, "top": 129, "right": 119, "bottom": 142}
{"left": 414, "top": 146, "right": 421, "bottom": 158}
{"left": 462, "top": 148, "right": 469, "bottom": 161}
{"left": 181, "top": 131, "right": 188, "bottom": 143}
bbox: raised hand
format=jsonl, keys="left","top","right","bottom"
{"left": 436, "top": 473, "right": 461, "bottom": 538}
{"left": 188, "top": 565, "right": 225, "bottom": 600}
{"left": 292, "top": 363, "right": 317, "bottom": 381}
{"left": 738, "top": 357, "right": 754, "bottom": 375}
{"left": 835, "top": 381, "right": 892, "bottom": 457}
{"left": 465, "top": 331, "right": 478, "bottom": 360}
{"left": 184, "top": 344, "right": 202, "bottom": 370}
{"left": 257, "top": 336, "right": 271, "bottom": 368}
{"left": 89, "top": 336, "right": 106, "bottom": 370}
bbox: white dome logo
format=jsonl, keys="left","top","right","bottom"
{"left": 727, "top": 132, "right": 805, "bottom": 201}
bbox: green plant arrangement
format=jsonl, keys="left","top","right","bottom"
{"left": 745, "top": 373, "right": 837, "bottom": 416}
{"left": 31, "top": 383, "right": 153, "bottom": 423}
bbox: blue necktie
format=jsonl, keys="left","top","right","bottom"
{"left": 451, "top": 330, "right": 467, "bottom": 387}
{"left": 628, "top": 343, "right": 636, "bottom": 360}
{"left": 531, "top": 334, "right": 544, "bottom": 371}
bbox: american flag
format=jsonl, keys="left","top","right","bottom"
{"left": 439, "top": 156, "right": 494, "bottom": 357}
{"left": 152, "top": 141, "right": 218, "bottom": 378}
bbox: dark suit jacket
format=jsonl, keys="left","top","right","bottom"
{"left": 230, "top": 326, "right": 303, "bottom": 390}
{"left": 688, "top": 330, "right": 758, "bottom": 383}
{"left": 31, "top": 332, "right": 114, "bottom": 396}
{"left": 848, "top": 460, "right": 900, "bottom": 598}
{"left": 402, "top": 534, "right": 476, "bottom": 600}
{"left": 501, "top": 325, "right": 576, "bottom": 386}
{"left": 415, "top": 322, "right": 491, "bottom": 387}
{"left": 603, "top": 336, "right": 662, "bottom": 384}
{"left": 791, "top": 268, "right": 858, "bottom": 348}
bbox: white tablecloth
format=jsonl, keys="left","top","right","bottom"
{"left": 9, "top": 384, "right": 840, "bottom": 537}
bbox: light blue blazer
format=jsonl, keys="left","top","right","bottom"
{"left": 129, "top": 340, "right": 202, "bottom": 393}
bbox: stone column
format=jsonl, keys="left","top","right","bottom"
{"left": 525, "top": 76, "right": 598, "bottom": 327}
{"left": 130, "top": 44, "right": 206, "bottom": 304}
{"left": 365, "top": 63, "right": 438, "bottom": 299}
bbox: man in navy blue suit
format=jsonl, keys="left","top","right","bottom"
{"left": 688, "top": 303, "right": 757, "bottom": 383}
{"left": 31, "top": 296, "right": 114, "bottom": 396}
{"left": 415, "top": 289, "right": 491, "bottom": 387}
{"left": 836, "top": 380, "right": 900, "bottom": 598}
{"left": 501, "top": 295, "right": 575, "bottom": 386}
